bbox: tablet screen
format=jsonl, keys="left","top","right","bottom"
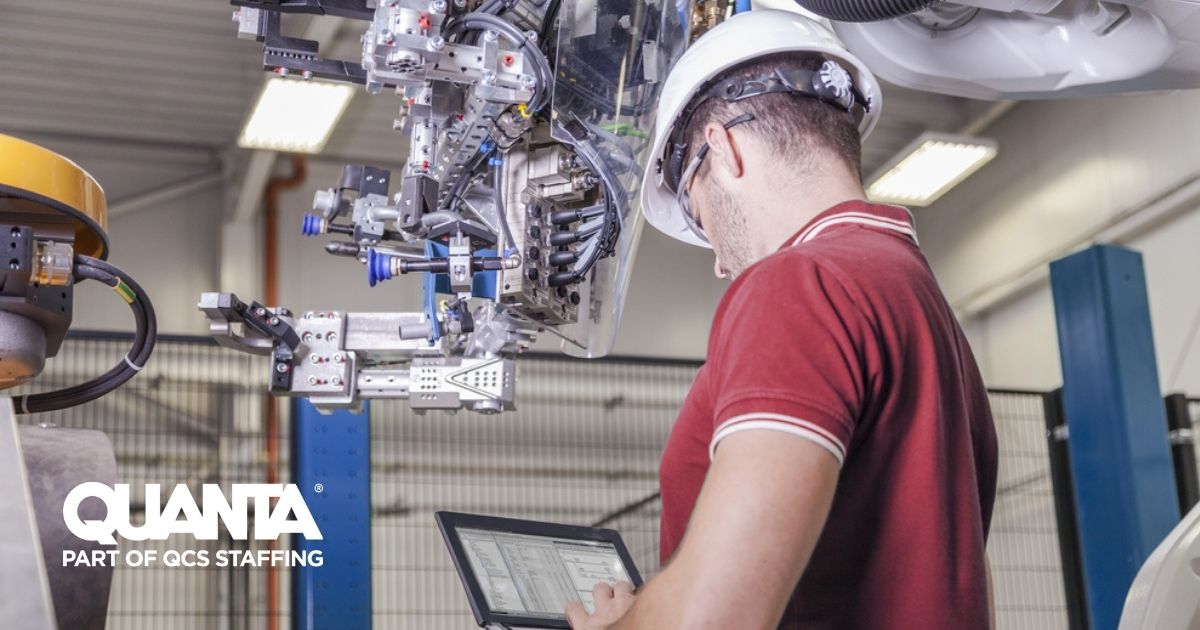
{"left": 457, "top": 527, "right": 633, "bottom": 619}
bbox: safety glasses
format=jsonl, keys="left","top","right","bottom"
{"left": 667, "top": 113, "right": 755, "bottom": 245}
{"left": 675, "top": 148, "right": 709, "bottom": 244}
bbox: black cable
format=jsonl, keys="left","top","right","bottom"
{"left": 17, "top": 262, "right": 153, "bottom": 410}
{"left": 467, "top": 0, "right": 512, "bottom": 44}
{"left": 562, "top": 130, "right": 621, "bottom": 282}
{"left": 23, "top": 265, "right": 153, "bottom": 408}
{"left": 442, "top": 146, "right": 494, "bottom": 213}
{"left": 538, "top": 0, "right": 563, "bottom": 56}
{"left": 14, "top": 255, "right": 157, "bottom": 414}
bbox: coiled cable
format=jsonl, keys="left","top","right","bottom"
{"left": 14, "top": 255, "right": 157, "bottom": 414}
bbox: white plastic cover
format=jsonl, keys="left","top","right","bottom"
{"left": 547, "top": 0, "right": 689, "bottom": 357}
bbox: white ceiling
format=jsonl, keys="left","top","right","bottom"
{"left": 0, "top": 0, "right": 997, "bottom": 190}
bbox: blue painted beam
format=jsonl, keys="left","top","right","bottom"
{"left": 291, "top": 400, "right": 371, "bottom": 630}
{"left": 1050, "top": 244, "right": 1180, "bottom": 629}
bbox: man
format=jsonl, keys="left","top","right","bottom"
{"left": 565, "top": 10, "right": 998, "bottom": 630}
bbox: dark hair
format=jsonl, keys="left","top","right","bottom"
{"left": 682, "top": 52, "right": 863, "bottom": 182}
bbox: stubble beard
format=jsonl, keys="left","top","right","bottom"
{"left": 703, "top": 180, "right": 754, "bottom": 278}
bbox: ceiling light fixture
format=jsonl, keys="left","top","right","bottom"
{"left": 238, "top": 78, "right": 355, "bottom": 154}
{"left": 867, "top": 133, "right": 998, "bottom": 207}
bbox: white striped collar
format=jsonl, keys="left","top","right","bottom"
{"left": 787, "top": 203, "right": 918, "bottom": 248}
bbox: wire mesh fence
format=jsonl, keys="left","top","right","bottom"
{"left": 15, "top": 333, "right": 1074, "bottom": 629}
{"left": 370, "top": 357, "right": 686, "bottom": 629}
{"left": 986, "top": 391, "right": 1071, "bottom": 630}
{"left": 14, "top": 333, "right": 287, "bottom": 630}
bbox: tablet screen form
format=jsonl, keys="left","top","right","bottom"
{"left": 458, "top": 528, "right": 632, "bottom": 619}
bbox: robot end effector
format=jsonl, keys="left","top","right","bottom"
{"left": 199, "top": 291, "right": 521, "bottom": 414}
{"left": 205, "top": 0, "right": 664, "bottom": 414}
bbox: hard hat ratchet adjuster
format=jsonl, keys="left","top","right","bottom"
{"left": 660, "top": 60, "right": 869, "bottom": 195}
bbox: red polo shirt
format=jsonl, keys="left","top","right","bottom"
{"left": 659, "top": 201, "right": 997, "bottom": 629}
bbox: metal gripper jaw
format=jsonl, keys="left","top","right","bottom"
{"left": 198, "top": 292, "right": 518, "bottom": 414}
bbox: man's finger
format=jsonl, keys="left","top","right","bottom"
{"left": 592, "top": 581, "right": 614, "bottom": 601}
{"left": 613, "top": 581, "right": 635, "bottom": 597}
{"left": 565, "top": 600, "right": 587, "bottom": 628}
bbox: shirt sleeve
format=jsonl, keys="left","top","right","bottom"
{"left": 707, "top": 254, "right": 873, "bottom": 466}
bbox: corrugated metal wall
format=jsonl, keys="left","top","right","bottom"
{"left": 18, "top": 334, "right": 1074, "bottom": 629}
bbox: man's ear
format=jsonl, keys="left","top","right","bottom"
{"left": 704, "top": 121, "right": 744, "bottom": 179}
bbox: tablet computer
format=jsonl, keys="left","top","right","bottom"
{"left": 436, "top": 511, "right": 643, "bottom": 629}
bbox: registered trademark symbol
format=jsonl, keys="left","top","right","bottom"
{"left": 313, "top": 483, "right": 324, "bottom": 493}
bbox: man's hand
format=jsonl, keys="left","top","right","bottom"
{"left": 565, "top": 581, "right": 636, "bottom": 630}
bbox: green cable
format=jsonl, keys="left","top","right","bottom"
{"left": 112, "top": 279, "right": 136, "bottom": 304}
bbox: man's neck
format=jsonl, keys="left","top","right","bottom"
{"left": 745, "top": 167, "right": 866, "bottom": 260}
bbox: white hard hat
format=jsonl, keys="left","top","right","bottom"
{"left": 640, "top": 10, "right": 882, "bottom": 248}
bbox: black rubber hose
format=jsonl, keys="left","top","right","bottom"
{"left": 13, "top": 255, "right": 157, "bottom": 414}
{"left": 793, "top": 0, "right": 938, "bottom": 21}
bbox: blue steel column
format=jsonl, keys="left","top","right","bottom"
{"left": 1049, "top": 244, "right": 1180, "bottom": 629}
{"left": 291, "top": 400, "right": 371, "bottom": 630}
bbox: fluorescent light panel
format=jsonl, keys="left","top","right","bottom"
{"left": 867, "top": 133, "right": 998, "bottom": 207}
{"left": 238, "top": 78, "right": 355, "bottom": 154}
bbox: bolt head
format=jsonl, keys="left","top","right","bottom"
{"left": 275, "top": 362, "right": 290, "bottom": 373}
{"left": 331, "top": 376, "right": 343, "bottom": 387}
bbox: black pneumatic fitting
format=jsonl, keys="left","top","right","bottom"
{"left": 547, "top": 271, "right": 576, "bottom": 287}
{"left": 547, "top": 250, "right": 577, "bottom": 267}
{"left": 550, "top": 209, "right": 582, "bottom": 225}
{"left": 548, "top": 231, "right": 578, "bottom": 246}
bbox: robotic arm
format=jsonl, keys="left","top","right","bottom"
{"left": 202, "top": 0, "right": 682, "bottom": 414}
{"left": 794, "top": 0, "right": 1200, "bottom": 100}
